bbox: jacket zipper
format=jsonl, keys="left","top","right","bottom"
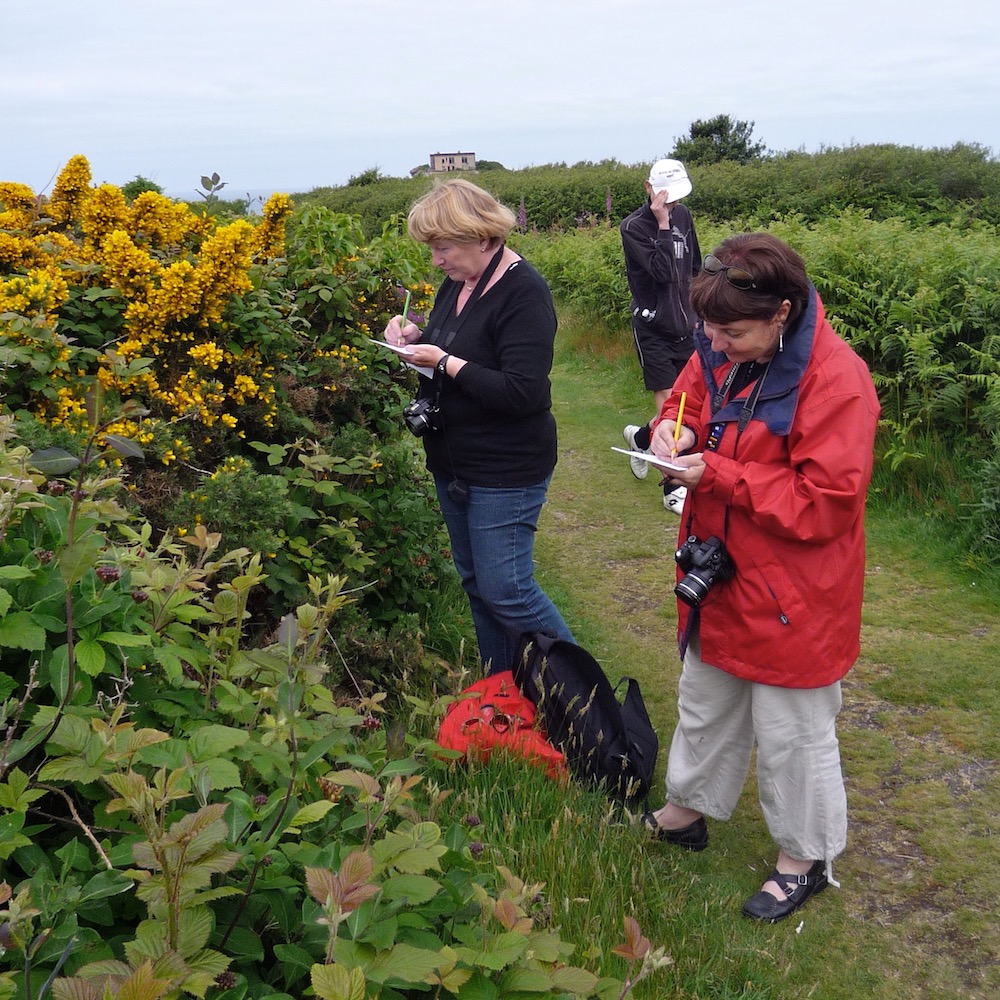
{"left": 763, "top": 578, "right": 791, "bottom": 625}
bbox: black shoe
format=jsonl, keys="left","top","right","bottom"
{"left": 741, "top": 860, "right": 828, "bottom": 922}
{"left": 641, "top": 811, "right": 709, "bottom": 851}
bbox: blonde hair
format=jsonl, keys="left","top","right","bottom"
{"left": 407, "top": 178, "right": 516, "bottom": 247}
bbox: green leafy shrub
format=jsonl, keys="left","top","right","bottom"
{"left": 166, "top": 456, "right": 293, "bottom": 557}
{"left": 121, "top": 175, "right": 163, "bottom": 201}
{"left": 0, "top": 462, "right": 657, "bottom": 998}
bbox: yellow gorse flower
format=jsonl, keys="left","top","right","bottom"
{"left": 130, "top": 190, "right": 201, "bottom": 247}
{"left": 101, "top": 230, "right": 161, "bottom": 298}
{"left": 0, "top": 181, "right": 39, "bottom": 228}
{"left": 252, "top": 193, "right": 293, "bottom": 259}
{"left": 47, "top": 155, "right": 91, "bottom": 225}
{"left": 0, "top": 230, "right": 38, "bottom": 269}
{"left": 0, "top": 264, "right": 70, "bottom": 318}
{"left": 188, "top": 341, "right": 225, "bottom": 369}
{"left": 82, "top": 184, "right": 131, "bottom": 252}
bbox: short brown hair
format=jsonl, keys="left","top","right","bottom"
{"left": 691, "top": 232, "right": 811, "bottom": 328}
{"left": 407, "top": 178, "right": 516, "bottom": 247}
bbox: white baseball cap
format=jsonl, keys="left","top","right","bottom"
{"left": 647, "top": 159, "right": 692, "bottom": 201}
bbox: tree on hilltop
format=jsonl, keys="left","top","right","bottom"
{"left": 671, "top": 114, "right": 767, "bottom": 166}
{"left": 122, "top": 174, "right": 163, "bottom": 200}
{"left": 348, "top": 166, "right": 383, "bottom": 186}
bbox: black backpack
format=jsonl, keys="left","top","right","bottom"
{"left": 512, "top": 632, "right": 658, "bottom": 804}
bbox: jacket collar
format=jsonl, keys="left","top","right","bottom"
{"left": 694, "top": 285, "right": 819, "bottom": 436}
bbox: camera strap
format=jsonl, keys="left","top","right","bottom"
{"left": 433, "top": 245, "right": 507, "bottom": 354}
{"left": 420, "top": 247, "right": 508, "bottom": 489}
{"left": 690, "top": 360, "right": 771, "bottom": 548}
{"left": 710, "top": 361, "right": 744, "bottom": 415}
{"left": 423, "top": 246, "right": 507, "bottom": 412}
{"left": 708, "top": 360, "right": 771, "bottom": 447}
{"left": 677, "top": 360, "right": 772, "bottom": 656}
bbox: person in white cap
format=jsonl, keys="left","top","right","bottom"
{"left": 619, "top": 158, "right": 700, "bottom": 513}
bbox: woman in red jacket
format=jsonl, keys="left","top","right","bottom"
{"left": 641, "top": 232, "right": 880, "bottom": 922}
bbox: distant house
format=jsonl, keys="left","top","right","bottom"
{"left": 429, "top": 151, "right": 476, "bottom": 172}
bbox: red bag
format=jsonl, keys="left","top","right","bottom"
{"left": 436, "top": 670, "right": 566, "bottom": 778}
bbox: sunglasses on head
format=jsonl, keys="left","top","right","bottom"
{"left": 703, "top": 254, "right": 758, "bottom": 290}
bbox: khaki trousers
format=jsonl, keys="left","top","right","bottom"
{"left": 665, "top": 633, "right": 848, "bottom": 863}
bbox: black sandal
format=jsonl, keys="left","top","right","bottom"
{"left": 640, "top": 811, "right": 709, "bottom": 851}
{"left": 741, "top": 860, "right": 828, "bottom": 922}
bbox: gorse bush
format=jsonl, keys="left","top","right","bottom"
{"left": 0, "top": 155, "right": 455, "bottom": 648}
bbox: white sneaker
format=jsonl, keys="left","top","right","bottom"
{"left": 664, "top": 486, "right": 687, "bottom": 514}
{"left": 623, "top": 425, "right": 649, "bottom": 480}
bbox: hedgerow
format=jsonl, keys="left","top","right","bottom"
{"left": 298, "top": 143, "right": 1000, "bottom": 237}
{"left": 509, "top": 209, "right": 1000, "bottom": 568}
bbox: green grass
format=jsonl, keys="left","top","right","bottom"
{"left": 449, "top": 306, "right": 1000, "bottom": 999}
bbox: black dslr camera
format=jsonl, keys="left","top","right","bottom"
{"left": 403, "top": 397, "right": 440, "bottom": 437}
{"left": 674, "top": 535, "right": 735, "bottom": 607}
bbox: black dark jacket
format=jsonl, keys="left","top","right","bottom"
{"left": 416, "top": 258, "right": 558, "bottom": 487}
{"left": 620, "top": 201, "right": 701, "bottom": 347}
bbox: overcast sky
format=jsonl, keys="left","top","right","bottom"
{"left": 4, "top": 0, "right": 999, "bottom": 201}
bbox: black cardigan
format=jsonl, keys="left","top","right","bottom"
{"left": 415, "top": 258, "right": 559, "bottom": 487}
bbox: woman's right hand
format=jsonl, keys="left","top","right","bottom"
{"left": 650, "top": 421, "right": 705, "bottom": 488}
{"left": 385, "top": 315, "right": 418, "bottom": 347}
{"left": 651, "top": 419, "right": 695, "bottom": 457}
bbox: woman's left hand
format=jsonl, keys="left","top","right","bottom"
{"left": 654, "top": 451, "right": 706, "bottom": 490}
{"left": 407, "top": 344, "right": 449, "bottom": 371}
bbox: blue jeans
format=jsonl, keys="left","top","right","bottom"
{"left": 434, "top": 474, "right": 574, "bottom": 674}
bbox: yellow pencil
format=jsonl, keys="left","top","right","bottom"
{"left": 672, "top": 391, "right": 687, "bottom": 458}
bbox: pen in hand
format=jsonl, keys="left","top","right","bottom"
{"left": 671, "top": 391, "right": 687, "bottom": 459}
{"left": 398, "top": 290, "right": 412, "bottom": 343}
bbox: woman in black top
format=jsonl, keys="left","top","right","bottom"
{"left": 384, "top": 178, "right": 574, "bottom": 673}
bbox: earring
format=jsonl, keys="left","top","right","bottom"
{"left": 779, "top": 329, "right": 784, "bottom": 353}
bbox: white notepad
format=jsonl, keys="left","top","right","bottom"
{"left": 366, "top": 337, "right": 414, "bottom": 356}
{"left": 611, "top": 447, "right": 686, "bottom": 473}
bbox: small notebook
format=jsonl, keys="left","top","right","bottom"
{"left": 611, "top": 447, "right": 686, "bottom": 473}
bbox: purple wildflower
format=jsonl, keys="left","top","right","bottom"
{"left": 518, "top": 195, "right": 527, "bottom": 233}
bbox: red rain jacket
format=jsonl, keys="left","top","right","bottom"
{"left": 658, "top": 289, "right": 880, "bottom": 688}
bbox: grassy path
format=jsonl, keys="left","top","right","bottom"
{"left": 530, "top": 310, "right": 1000, "bottom": 999}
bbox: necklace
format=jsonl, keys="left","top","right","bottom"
{"left": 463, "top": 277, "right": 479, "bottom": 290}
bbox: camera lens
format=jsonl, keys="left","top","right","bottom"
{"left": 675, "top": 573, "right": 711, "bottom": 607}
{"left": 404, "top": 397, "right": 439, "bottom": 437}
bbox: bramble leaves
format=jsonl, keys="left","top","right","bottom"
{"left": 28, "top": 448, "right": 80, "bottom": 476}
